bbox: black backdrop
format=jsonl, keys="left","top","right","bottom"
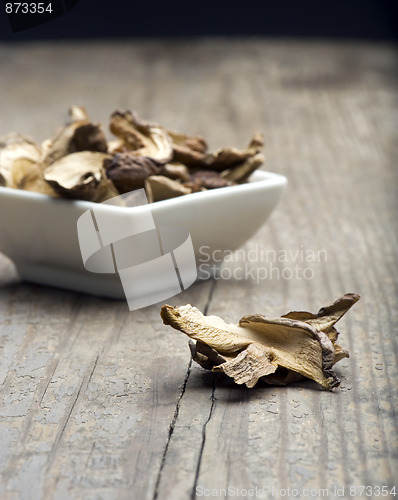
{"left": 0, "top": 0, "right": 397, "bottom": 40}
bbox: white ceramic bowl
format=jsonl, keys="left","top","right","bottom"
{"left": 0, "top": 170, "right": 287, "bottom": 298}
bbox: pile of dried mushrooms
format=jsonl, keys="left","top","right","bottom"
{"left": 161, "top": 293, "right": 360, "bottom": 390}
{"left": 0, "top": 106, "right": 264, "bottom": 203}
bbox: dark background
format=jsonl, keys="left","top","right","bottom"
{"left": 1, "top": 0, "right": 398, "bottom": 40}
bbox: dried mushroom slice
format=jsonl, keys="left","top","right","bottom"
{"left": 69, "top": 104, "right": 89, "bottom": 122}
{"left": 42, "top": 106, "right": 108, "bottom": 167}
{"left": 237, "top": 315, "right": 337, "bottom": 389}
{"left": 282, "top": 293, "right": 359, "bottom": 352}
{"left": 105, "top": 152, "right": 162, "bottom": 193}
{"left": 221, "top": 153, "right": 264, "bottom": 183}
{"left": 109, "top": 110, "right": 173, "bottom": 164}
{"left": 168, "top": 129, "right": 208, "bottom": 166}
{"left": 208, "top": 132, "right": 264, "bottom": 171}
{"left": 168, "top": 129, "right": 208, "bottom": 153}
{"left": 0, "top": 136, "right": 42, "bottom": 188}
{"left": 160, "top": 294, "right": 359, "bottom": 391}
{"left": 72, "top": 123, "right": 108, "bottom": 153}
{"left": 44, "top": 151, "right": 114, "bottom": 201}
{"left": 2, "top": 106, "right": 267, "bottom": 202}
{"left": 187, "top": 170, "right": 234, "bottom": 190}
{"left": 160, "top": 163, "right": 191, "bottom": 182}
{"left": 145, "top": 175, "right": 191, "bottom": 203}
{"left": 167, "top": 132, "right": 264, "bottom": 171}
{"left": 0, "top": 132, "right": 38, "bottom": 148}
{"left": 12, "top": 158, "right": 58, "bottom": 196}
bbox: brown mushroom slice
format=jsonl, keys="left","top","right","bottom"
{"left": 0, "top": 139, "right": 42, "bottom": 188}
{"left": 207, "top": 132, "right": 264, "bottom": 171}
{"left": 167, "top": 129, "right": 208, "bottom": 166}
{"left": 145, "top": 175, "right": 191, "bottom": 203}
{"left": 109, "top": 110, "right": 173, "bottom": 164}
{"left": 221, "top": 153, "right": 264, "bottom": 183}
{"left": 72, "top": 123, "right": 109, "bottom": 153}
{"left": 42, "top": 106, "right": 108, "bottom": 167}
{"left": 168, "top": 129, "right": 208, "bottom": 153}
{"left": 44, "top": 151, "right": 113, "bottom": 201}
{"left": 168, "top": 132, "right": 264, "bottom": 170}
{"left": 105, "top": 152, "right": 162, "bottom": 193}
{"left": 187, "top": 169, "right": 234, "bottom": 190}
{"left": 171, "top": 145, "right": 207, "bottom": 167}
{"left": 160, "top": 294, "right": 359, "bottom": 390}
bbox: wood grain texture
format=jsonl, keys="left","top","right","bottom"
{"left": 0, "top": 39, "right": 397, "bottom": 500}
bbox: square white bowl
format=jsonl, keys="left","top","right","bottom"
{"left": 0, "top": 170, "right": 287, "bottom": 299}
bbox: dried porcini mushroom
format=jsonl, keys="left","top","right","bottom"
{"left": 0, "top": 134, "right": 43, "bottom": 188}
{"left": 44, "top": 151, "right": 114, "bottom": 201}
{"left": 3, "top": 105, "right": 266, "bottom": 203}
{"left": 109, "top": 111, "right": 173, "bottom": 164}
{"left": 160, "top": 294, "right": 360, "bottom": 391}
{"left": 145, "top": 175, "right": 192, "bottom": 203}
{"left": 72, "top": 123, "right": 108, "bottom": 153}
{"left": 206, "top": 132, "right": 264, "bottom": 171}
{"left": 105, "top": 152, "right": 162, "bottom": 193}
{"left": 221, "top": 153, "right": 264, "bottom": 183}
{"left": 187, "top": 170, "right": 234, "bottom": 190}
{"left": 160, "top": 163, "right": 191, "bottom": 182}
{"left": 42, "top": 106, "right": 108, "bottom": 167}
{"left": 167, "top": 129, "right": 209, "bottom": 166}
{"left": 0, "top": 132, "right": 38, "bottom": 149}
{"left": 169, "top": 132, "right": 264, "bottom": 171}
{"left": 12, "top": 158, "right": 58, "bottom": 197}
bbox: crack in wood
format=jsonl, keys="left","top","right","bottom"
{"left": 45, "top": 353, "right": 98, "bottom": 474}
{"left": 153, "top": 279, "right": 219, "bottom": 498}
{"left": 190, "top": 374, "right": 217, "bottom": 500}
{"left": 152, "top": 358, "right": 192, "bottom": 500}
{"left": 203, "top": 279, "right": 217, "bottom": 316}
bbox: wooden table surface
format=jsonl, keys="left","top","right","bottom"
{"left": 0, "top": 39, "right": 397, "bottom": 500}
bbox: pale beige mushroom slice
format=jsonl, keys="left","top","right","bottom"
{"left": 160, "top": 163, "right": 191, "bottom": 182}
{"left": 145, "top": 175, "right": 191, "bottom": 203}
{"left": 43, "top": 151, "right": 117, "bottom": 202}
{"left": 0, "top": 134, "right": 42, "bottom": 188}
{"left": 109, "top": 110, "right": 173, "bottom": 164}
{"left": 160, "top": 294, "right": 359, "bottom": 391}
{"left": 12, "top": 158, "right": 58, "bottom": 196}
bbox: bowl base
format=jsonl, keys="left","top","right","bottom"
{"left": 17, "top": 264, "right": 126, "bottom": 299}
